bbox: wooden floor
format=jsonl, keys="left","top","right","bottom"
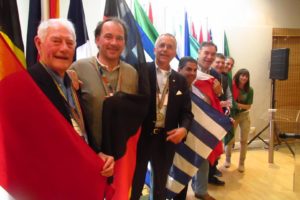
{"left": 186, "top": 143, "right": 300, "bottom": 200}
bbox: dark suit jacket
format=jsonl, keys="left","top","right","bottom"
{"left": 28, "top": 62, "right": 72, "bottom": 124}
{"left": 142, "top": 62, "right": 193, "bottom": 136}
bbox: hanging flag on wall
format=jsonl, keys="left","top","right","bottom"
{"left": 67, "top": 0, "right": 92, "bottom": 60}
{"left": 207, "top": 29, "right": 213, "bottom": 42}
{"left": 26, "top": 0, "right": 41, "bottom": 67}
{"left": 134, "top": 0, "right": 158, "bottom": 60}
{"left": 189, "top": 35, "right": 200, "bottom": 59}
{"left": 183, "top": 12, "right": 191, "bottom": 57}
{"left": 199, "top": 25, "right": 203, "bottom": 44}
{"left": 174, "top": 11, "right": 190, "bottom": 59}
{"left": 191, "top": 22, "right": 197, "bottom": 40}
{"left": 224, "top": 31, "right": 230, "bottom": 57}
{"left": 49, "top": 0, "right": 59, "bottom": 18}
{"left": 0, "top": 0, "right": 26, "bottom": 71}
{"left": 148, "top": 2, "right": 153, "bottom": 24}
{"left": 104, "top": 0, "right": 145, "bottom": 67}
{"left": 26, "top": 0, "right": 60, "bottom": 68}
{"left": 223, "top": 31, "right": 235, "bottom": 145}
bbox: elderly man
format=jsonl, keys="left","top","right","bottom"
{"left": 28, "top": 18, "right": 114, "bottom": 177}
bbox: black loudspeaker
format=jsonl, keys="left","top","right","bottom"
{"left": 269, "top": 48, "right": 290, "bottom": 80}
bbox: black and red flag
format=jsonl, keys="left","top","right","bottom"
{"left": 103, "top": 0, "right": 149, "bottom": 199}
{"left": 0, "top": 0, "right": 110, "bottom": 199}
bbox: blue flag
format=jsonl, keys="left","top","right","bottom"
{"left": 67, "top": 0, "right": 92, "bottom": 60}
{"left": 184, "top": 12, "right": 190, "bottom": 57}
{"left": 26, "top": 0, "right": 41, "bottom": 68}
{"left": 104, "top": 0, "right": 146, "bottom": 67}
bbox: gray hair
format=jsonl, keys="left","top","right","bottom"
{"left": 37, "top": 18, "right": 76, "bottom": 42}
{"left": 155, "top": 33, "right": 177, "bottom": 49}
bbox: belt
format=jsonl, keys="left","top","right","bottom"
{"left": 153, "top": 127, "right": 165, "bottom": 134}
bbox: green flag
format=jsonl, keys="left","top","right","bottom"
{"left": 224, "top": 31, "right": 230, "bottom": 57}
{"left": 223, "top": 31, "right": 235, "bottom": 145}
{"left": 134, "top": 0, "right": 158, "bottom": 44}
{"left": 189, "top": 35, "right": 200, "bottom": 59}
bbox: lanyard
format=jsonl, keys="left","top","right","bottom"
{"left": 50, "top": 75, "right": 87, "bottom": 141}
{"left": 156, "top": 76, "right": 169, "bottom": 110}
{"left": 95, "top": 58, "right": 121, "bottom": 97}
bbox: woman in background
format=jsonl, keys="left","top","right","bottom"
{"left": 224, "top": 68, "right": 254, "bottom": 172}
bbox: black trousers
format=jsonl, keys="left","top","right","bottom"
{"left": 130, "top": 132, "right": 175, "bottom": 200}
{"left": 173, "top": 186, "right": 188, "bottom": 200}
{"left": 208, "top": 159, "right": 219, "bottom": 179}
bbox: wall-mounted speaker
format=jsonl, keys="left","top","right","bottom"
{"left": 269, "top": 48, "right": 290, "bottom": 80}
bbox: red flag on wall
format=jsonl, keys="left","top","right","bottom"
{"left": 148, "top": 2, "right": 153, "bottom": 24}
{"left": 199, "top": 25, "right": 203, "bottom": 44}
{"left": 49, "top": 0, "right": 59, "bottom": 18}
{"left": 191, "top": 22, "right": 197, "bottom": 40}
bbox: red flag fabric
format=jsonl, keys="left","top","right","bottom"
{"left": 113, "top": 129, "right": 141, "bottom": 199}
{"left": 1, "top": 1, "right": 109, "bottom": 199}
{"left": 199, "top": 25, "right": 203, "bottom": 44}
{"left": 191, "top": 22, "right": 197, "bottom": 40}
{"left": 232, "top": 81, "right": 240, "bottom": 101}
{"left": 49, "top": 0, "right": 59, "bottom": 18}
{"left": 148, "top": 2, "right": 153, "bottom": 24}
{"left": 102, "top": 92, "right": 148, "bottom": 200}
{"left": 0, "top": 69, "right": 108, "bottom": 199}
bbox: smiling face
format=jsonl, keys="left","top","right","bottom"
{"left": 212, "top": 57, "right": 225, "bottom": 74}
{"left": 225, "top": 57, "right": 234, "bottom": 73}
{"left": 35, "top": 23, "right": 75, "bottom": 77}
{"left": 96, "top": 21, "right": 125, "bottom": 65}
{"left": 178, "top": 61, "right": 197, "bottom": 86}
{"left": 239, "top": 73, "right": 249, "bottom": 87}
{"left": 197, "top": 45, "right": 217, "bottom": 71}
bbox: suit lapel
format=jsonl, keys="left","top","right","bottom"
{"left": 168, "top": 70, "right": 177, "bottom": 96}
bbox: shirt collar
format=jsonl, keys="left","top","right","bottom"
{"left": 95, "top": 56, "right": 120, "bottom": 72}
{"left": 43, "top": 64, "right": 71, "bottom": 88}
{"left": 155, "top": 62, "right": 172, "bottom": 75}
{"left": 198, "top": 64, "right": 211, "bottom": 74}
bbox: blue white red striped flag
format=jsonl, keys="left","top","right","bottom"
{"left": 166, "top": 92, "right": 232, "bottom": 198}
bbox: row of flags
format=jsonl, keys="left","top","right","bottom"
{"left": 0, "top": 0, "right": 232, "bottom": 199}
{"left": 26, "top": 0, "right": 60, "bottom": 67}
{"left": 26, "top": 0, "right": 91, "bottom": 67}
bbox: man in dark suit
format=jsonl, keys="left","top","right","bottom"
{"left": 27, "top": 18, "right": 114, "bottom": 177}
{"left": 131, "top": 33, "right": 193, "bottom": 200}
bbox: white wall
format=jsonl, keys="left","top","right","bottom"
{"left": 16, "top": 0, "right": 300, "bottom": 135}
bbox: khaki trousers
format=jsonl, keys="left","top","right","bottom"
{"left": 225, "top": 111, "right": 251, "bottom": 166}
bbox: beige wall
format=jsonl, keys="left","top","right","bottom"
{"left": 17, "top": 0, "right": 300, "bottom": 136}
